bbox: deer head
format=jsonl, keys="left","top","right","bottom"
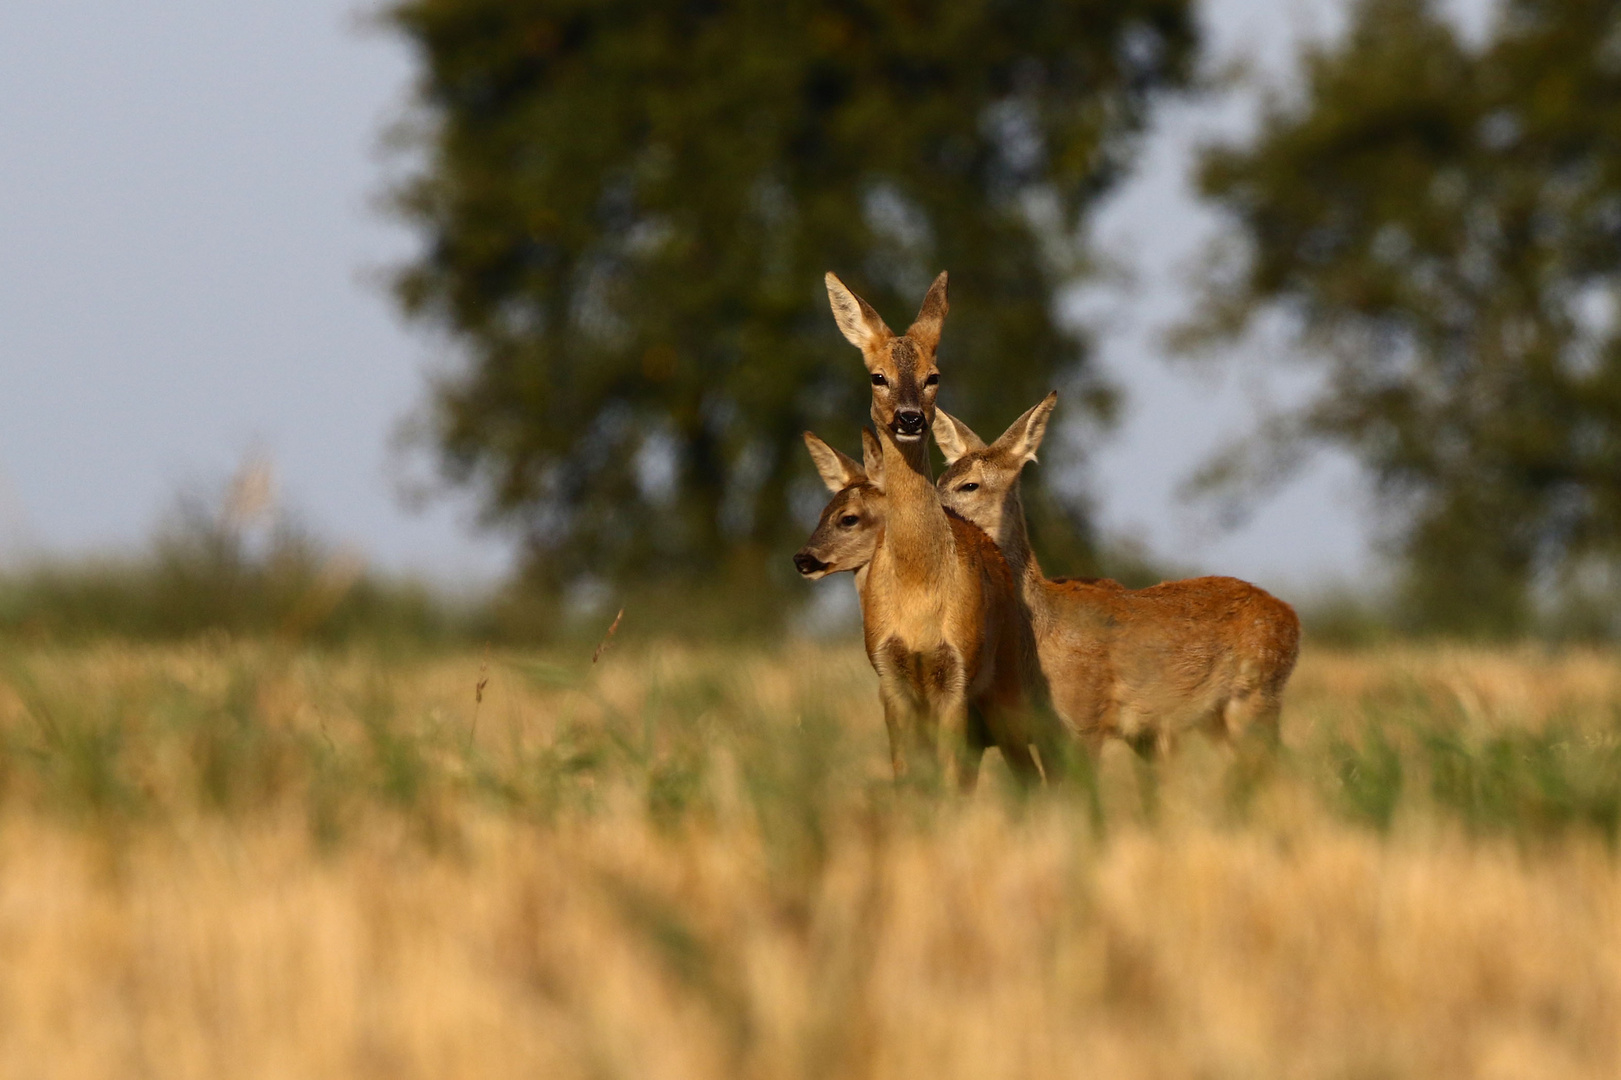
{"left": 824, "top": 271, "right": 949, "bottom": 446}
{"left": 933, "top": 392, "right": 1057, "bottom": 545}
{"left": 793, "top": 429, "right": 886, "bottom": 580}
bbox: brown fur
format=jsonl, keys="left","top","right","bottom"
{"left": 795, "top": 428, "right": 1051, "bottom": 788}
{"left": 933, "top": 394, "right": 1302, "bottom": 755}
{"left": 812, "top": 269, "right": 1067, "bottom": 788}
{"left": 793, "top": 427, "right": 886, "bottom": 583}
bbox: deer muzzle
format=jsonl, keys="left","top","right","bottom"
{"left": 793, "top": 551, "right": 830, "bottom": 577}
{"left": 893, "top": 408, "right": 926, "bottom": 439}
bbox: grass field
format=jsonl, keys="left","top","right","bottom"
{"left": 1, "top": 637, "right": 1619, "bottom": 1078}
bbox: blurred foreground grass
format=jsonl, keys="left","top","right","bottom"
{"left": 1, "top": 641, "right": 1619, "bottom": 1077}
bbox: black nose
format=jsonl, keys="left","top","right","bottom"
{"left": 794, "top": 551, "right": 829, "bottom": 576}
{"left": 894, "top": 409, "right": 926, "bottom": 435}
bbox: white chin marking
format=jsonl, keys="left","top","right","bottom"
{"left": 894, "top": 432, "right": 923, "bottom": 442}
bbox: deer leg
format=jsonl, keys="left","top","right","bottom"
{"left": 958, "top": 705, "right": 1002, "bottom": 794}
{"left": 938, "top": 691, "right": 977, "bottom": 794}
{"left": 1000, "top": 738, "right": 1042, "bottom": 787}
{"left": 879, "top": 688, "right": 909, "bottom": 781}
{"left": 1032, "top": 715, "right": 1099, "bottom": 785}
{"left": 1224, "top": 690, "right": 1283, "bottom": 747}
{"left": 918, "top": 644, "right": 977, "bottom": 793}
{"left": 873, "top": 638, "right": 928, "bottom": 782}
{"left": 956, "top": 733, "right": 986, "bottom": 794}
{"left": 879, "top": 675, "right": 937, "bottom": 783}
{"left": 1126, "top": 728, "right": 1160, "bottom": 762}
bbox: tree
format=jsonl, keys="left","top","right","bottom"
{"left": 386, "top": 0, "right": 1197, "bottom": 615}
{"left": 1190, "top": 0, "right": 1621, "bottom": 635}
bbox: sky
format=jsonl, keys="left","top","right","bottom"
{"left": 0, "top": 0, "right": 1490, "bottom": 594}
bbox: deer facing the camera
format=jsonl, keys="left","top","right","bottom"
{"left": 934, "top": 393, "right": 1301, "bottom": 756}
{"left": 817, "top": 272, "right": 1067, "bottom": 789}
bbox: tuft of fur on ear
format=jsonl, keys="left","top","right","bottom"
{"left": 991, "top": 391, "right": 1058, "bottom": 467}
{"left": 803, "top": 431, "right": 866, "bottom": 493}
{"left": 931, "top": 408, "right": 986, "bottom": 466}
{"left": 824, "top": 272, "right": 892, "bottom": 353}
{"left": 860, "top": 427, "right": 885, "bottom": 490}
{"left": 907, "top": 271, "right": 950, "bottom": 352}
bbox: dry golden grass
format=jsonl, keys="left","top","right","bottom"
{"left": 0, "top": 640, "right": 1618, "bottom": 1078}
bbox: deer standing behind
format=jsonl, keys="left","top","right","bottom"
{"left": 933, "top": 393, "right": 1301, "bottom": 757}
{"left": 811, "top": 271, "right": 1066, "bottom": 789}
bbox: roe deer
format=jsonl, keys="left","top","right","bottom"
{"left": 794, "top": 428, "right": 1043, "bottom": 787}
{"left": 794, "top": 428, "right": 886, "bottom": 585}
{"left": 933, "top": 393, "right": 1301, "bottom": 756}
{"left": 820, "top": 271, "right": 1065, "bottom": 789}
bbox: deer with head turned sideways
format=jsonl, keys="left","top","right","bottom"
{"left": 795, "top": 427, "right": 886, "bottom": 591}
{"left": 810, "top": 271, "right": 1066, "bottom": 789}
{"left": 795, "top": 426, "right": 1046, "bottom": 787}
{"left": 932, "top": 393, "right": 1301, "bottom": 757}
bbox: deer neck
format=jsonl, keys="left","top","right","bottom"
{"left": 877, "top": 427, "right": 953, "bottom": 584}
{"left": 998, "top": 484, "right": 1050, "bottom": 612}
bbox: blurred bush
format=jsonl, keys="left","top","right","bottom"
{"left": 0, "top": 465, "right": 489, "bottom": 646}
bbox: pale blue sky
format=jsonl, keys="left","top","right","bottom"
{"left": 0, "top": 0, "right": 1481, "bottom": 594}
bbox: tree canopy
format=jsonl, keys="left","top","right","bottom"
{"left": 386, "top": 0, "right": 1197, "bottom": 613}
{"left": 1192, "top": 0, "right": 1621, "bottom": 634}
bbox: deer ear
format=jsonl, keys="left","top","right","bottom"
{"left": 803, "top": 431, "right": 866, "bottom": 493}
{"left": 992, "top": 391, "right": 1058, "bottom": 466}
{"left": 907, "top": 271, "right": 949, "bottom": 352}
{"left": 825, "top": 273, "right": 892, "bottom": 354}
{"left": 860, "top": 427, "right": 885, "bottom": 490}
{"left": 931, "top": 408, "right": 985, "bottom": 466}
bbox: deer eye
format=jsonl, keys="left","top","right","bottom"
{"left": 957, "top": 483, "right": 979, "bottom": 492}
{"left": 924, "top": 373, "right": 939, "bottom": 386}
{"left": 839, "top": 514, "right": 861, "bottom": 528}
{"left": 870, "top": 373, "right": 887, "bottom": 387}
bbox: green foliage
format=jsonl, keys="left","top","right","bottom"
{"left": 385, "top": 0, "right": 1198, "bottom": 603}
{"left": 1421, "top": 724, "right": 1621, "bottom": 838}
{"left": 1331, "top": 722, "right": 1404, "bottom": 830}
{"left": 1189, "top": 0, "right": 1621, "bottom": 635}
{"left": 9, "top": 644, "right": 1621, "bottom": 851}
{"left": 1326, "top": 704, "right": 1621, "bottom": 842}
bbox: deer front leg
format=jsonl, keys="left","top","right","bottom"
{"left": 877, "top": 638, "right": 982, "bottom": 789}
{"left": 920, "top": 644, "right": 976, "bottom": 793}
{"left": 877, "top": 681, "right": 915, "bottom": 781}
{"left": 873, "top": 637, "right": 930, "bottom": 782}
{"left": 939, "top": 690, "right": 979, "bottom": 793}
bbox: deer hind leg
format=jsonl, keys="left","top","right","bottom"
{"left": 967, "top": 679, "right": 1046, "bottom": 788}
{"left": 1006, "top": 679, "right": 1068, "bottom": 787}
{"left": 1032, "top": 719, "right": 1100, "bottom": 787}
{"left": 999, "top": 738, "right": 1042, "bottom": 787}
{"left": 1125, "top": 727, "right": 1162, "bottom": 762}
{"left": 966, "top": 703, "right": 1041, "bottom": 790}
{"left": 958, "top": 705, "right": 991, "bottom": 795}
{"left": 1220, "top": 686, "right": 1283, "bottom": 750}
{"left": 1115, "top": 697, "right": 1172, "bottom": 763}
{"left": 1213, "top": 655, "right": 1286, "bottom": 747}
{"left": 1216, "top": 689, "right": 1283, "bottom": 811}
